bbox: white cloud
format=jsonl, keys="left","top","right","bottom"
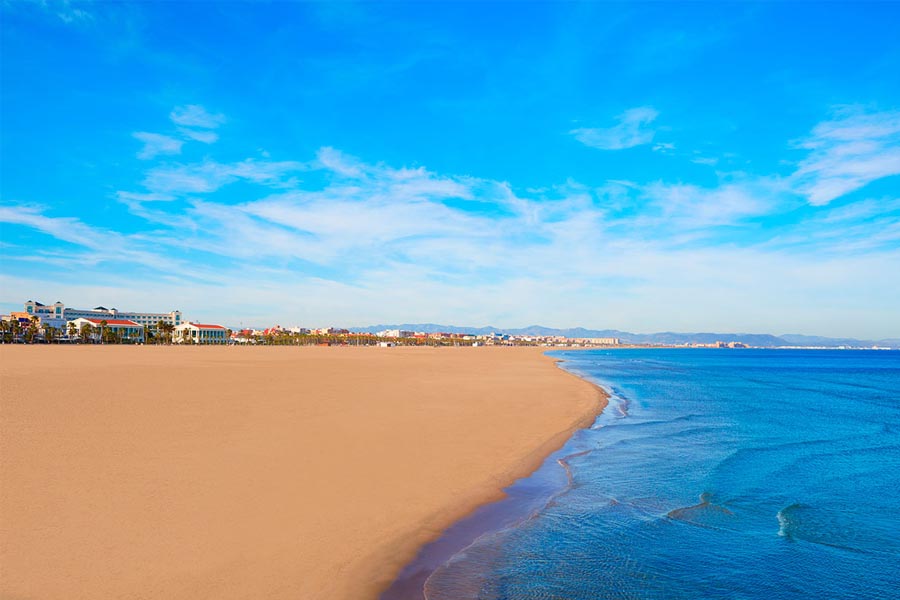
{"left": 116, "top": 191, "right": 175, "bottom": 204}
{"left": 0, "top": 205, "right": 109, "bottom": 249}
{"left": 169, "top": 105, "right": 226, "bottom": 129}
{"left": 641, "top": 180, "right": 779, "bottom": 228}
{"left": 653, "top": 142, "right": 676, "bottom": 153}
{"left": 26, "top": 0, "right": 93, "bottom": 24}
{"left": 316, "top": 147, "right": 366, "bottom": 178}
{"left": 571, "top": 106, "right": 660, "bottom": 150}
{"left": 141, "top": 159, "right": 306, "bottom": 195}
{"left": 791, "top": 107, "right": 900, "bottom": 205}
{"left": 133, "top": 132, "right": 183, "bottom": 160}
{"left": 178, "top": 128, "right": 219, "bottom": 144}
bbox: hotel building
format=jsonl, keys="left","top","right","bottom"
{"left": 23, "top": 300, "right": 182, "bottom": 331}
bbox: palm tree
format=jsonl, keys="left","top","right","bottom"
{"left": 67, "top": 321, "right": 77, "bottom": 342}
{"left": 159, "top": 320, "right": 176, "bottom": 345}
{"left": 25, "top": 322, "right": 39, "bottom": 344}
{"left": 80, "top": 322, "right": 94, "bottom": 343}
{"left": 159, "top": 321, "right": 175, "bottom": 344}
{"left": 29, "top": 315, "right": 40, "bottom": 342}
{"left": 99, "top": 319, "right": 108, "bottom": 344}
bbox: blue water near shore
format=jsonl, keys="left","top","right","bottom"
{"left": 424, "top": 349, "right": 900, "bottom": 599}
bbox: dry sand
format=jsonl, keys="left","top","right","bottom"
{"left": 0, "top": 345, "right": 605, "bottom": 600}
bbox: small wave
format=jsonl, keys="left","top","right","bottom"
{"left": 776, "top": 502, "right": 805, "bottom": 539}
{"left": 776, "top": 503, "right": 872, "bottom": 554}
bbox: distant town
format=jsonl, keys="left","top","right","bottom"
{"left": 1, "top": 300, "right": 895, "bottom": 349}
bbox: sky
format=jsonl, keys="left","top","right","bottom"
{"left": 1, "top": 1, "right": 899, "bottom": 337}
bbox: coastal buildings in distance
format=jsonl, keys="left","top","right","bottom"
{"left": 3, "top": 300, "right": 227, "bottom": 344}
{"left": 2, "top": 303, "right": 626, "bottom": 346}
{"left": 22, "top": 300, "right": 183, "bottom": 330}
{"left": 2, "top": 304, "right": 757, "bottom": 348}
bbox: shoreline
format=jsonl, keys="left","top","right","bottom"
{"left": 1, "top": 345, "right": 606, "bottom": 600}
{"left": 380, "top": 355, "right": 609, "bottom": 599}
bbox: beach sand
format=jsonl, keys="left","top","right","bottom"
{"left": 0, "top": 345, "right": 604, "bottom": 600}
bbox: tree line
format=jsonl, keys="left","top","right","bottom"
{"left": 0, "top": 318, "right": 203, "bottom": 344}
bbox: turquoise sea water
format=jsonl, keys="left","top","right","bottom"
{"left": 417, "top": 349, "right": 900, "bottom": 599}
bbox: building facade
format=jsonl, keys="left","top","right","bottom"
{"left": 577, "top": 337, "right": 621, "bottom": 346}
{"left": 174, "top": 323, "right": 228, "bottom": 344}
{"left": 377, "top": 329, "right": 415, "bottom": 338}
{"left": 70, "top": 318, "right": 145, "bottom": 342}
{"left": 24, "top": 300, "right": 182, "bottom": 331}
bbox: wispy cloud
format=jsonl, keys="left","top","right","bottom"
{"left": 0, "top": 205, "right": 111, "bottom": 249}
{"left": 791, "top": 107, "right": 900, "bottom": 205}
{"left": 0, "top": 205, "right": 191, "bottom": 274}
{"left": 133, "top": 132, "right": 183, "bottom": 160}
{"left": 571, "top": 106, "right": 660, "bottom": 150}
{"left": 132, "top": 105, "right": 225, "bottom": 160}
{"left": 641, "top": 180, "right": 779, "bottom": 228}
{"left": 141, "top": 159, "right": 307, "bottom": 195}
{"left": 170, "top": 105, "right": 226, "bottom": 129}
{"left": 26, "top": 0, "right": 93, "bottom": 24}
{"left": 177, "top": 128, "right": 219, "bottom": 144}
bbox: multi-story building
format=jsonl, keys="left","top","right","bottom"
{"left": 22, "top": 300, "right": 65, "bottom": 319}
{"left": 576, "top": 337, "right": 621, "bottom": 346}
{"left": 23, "top": 300, "right": 182, "bottom": 331}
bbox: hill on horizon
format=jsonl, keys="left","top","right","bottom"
{"left": 349, "top": 324, "right": 897, "bottom": 348}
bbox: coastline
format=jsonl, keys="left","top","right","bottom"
{"left": 376, "top": 354, "right": 608, "bottom": 599}
{"left": 381, "top": 353, "right": 610, "bottom": 599}
{"left": 0, "top": 345, "right": 606, "bottom": 600}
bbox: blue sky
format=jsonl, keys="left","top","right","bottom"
{"left": 1, "top": 1, "right": 899, "bottom": 337}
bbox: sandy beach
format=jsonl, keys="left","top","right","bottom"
{"left": 0, "top": 345, "right": 604, "bottom": 600}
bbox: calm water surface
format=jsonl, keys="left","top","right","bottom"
{"left": 423, "top": 349, "right": 900, "bottom": 599}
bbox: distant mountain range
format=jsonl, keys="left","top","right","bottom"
{"left": 352, "top": 324, "right": 899, "bottom": 348}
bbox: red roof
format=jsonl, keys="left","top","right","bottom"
{"left": 81, "top": 318, "right": 141, "bottom": 326}
{"left": 189, "top": 323, "right": 226, "bottom": 329}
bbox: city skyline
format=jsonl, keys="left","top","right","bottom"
{"left": 2, "top": 2, "right": 899, "bottom": 338}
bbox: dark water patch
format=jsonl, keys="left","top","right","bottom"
{"left": 666, "top": 492, "right": 737, "bottom": 531}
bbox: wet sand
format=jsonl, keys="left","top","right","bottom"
{"left": 0, "top": 345, "right": 605, "bottom": 600}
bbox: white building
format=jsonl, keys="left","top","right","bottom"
{"left": 23, "top": 300, "right": 182, "bottom": 331}
{"left": 580, "top": 337, "right": 621, "bottom": 346}
{"left": 70, "top": 317, "right": 145, "bottom": 342}
{"left": 377, "top": 329, "right": 415, "bottom": 338}
{"left": 174, "top": 322, "right": 228, "bottom": 344}
{"left": 570, "top": 337, "right": 621, "bottom": 346}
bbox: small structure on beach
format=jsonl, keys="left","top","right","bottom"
{"left": 174, "top": 322, "right": 228, "bottom": 344}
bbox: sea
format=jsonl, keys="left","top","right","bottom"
{"left": 384, "top": 348, "right": 900, "bottom": 600}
